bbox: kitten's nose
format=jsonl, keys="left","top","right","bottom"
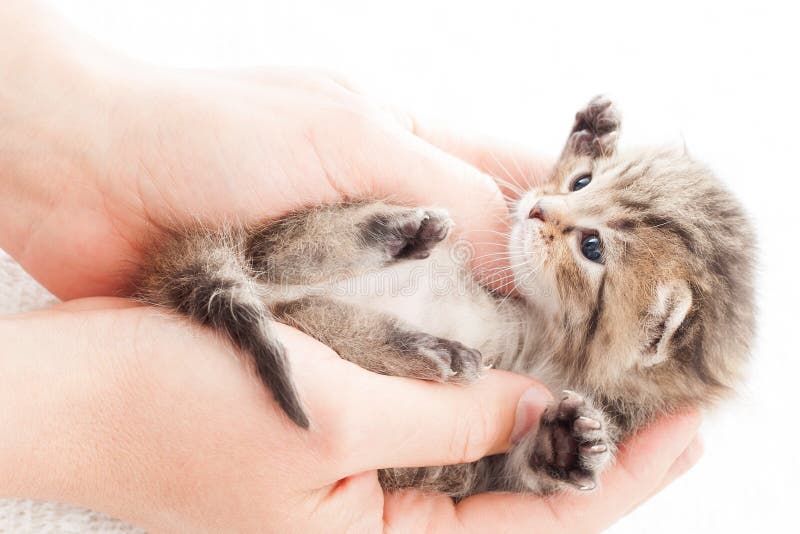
{"left": 528, "top": 201, "right": 546, "bottom": 222}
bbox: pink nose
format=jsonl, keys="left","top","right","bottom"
{"left": 528, "top": 202, "right": 546, "bottom": 222}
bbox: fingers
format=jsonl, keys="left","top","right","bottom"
{"left": 276, "top": 324, "right": 553, "bottom": 477}
{"left": 635, "top": 433, "right": 704, "bottom": 512}
{"left": 356, "top": 129, "right": 513, "bottom": 285}
{"left": 449, "top": 410, "right": 701, "bottom": 534}
{"left": 47, "top": 297, "right": 141, "bottom": 313}
{"left": 660, "top": 433, "right": 705, "bottom": 488}
{"left": 354, "top": 111, "right": 554, "bottom": 293}
{"left": 598, "top": 410, "right": 702, "bottom": 508}
{"left": 406, "top": 115, "right": 555, "bottom": 197}
{"left": 218, "top": 66, "right": 362, "bottom": 94}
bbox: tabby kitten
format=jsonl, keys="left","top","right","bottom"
{"left": 136, "top": 97, "right": 755, "bottom": 496}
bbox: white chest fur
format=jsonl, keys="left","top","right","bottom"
{"left": 328, "top": 248, "right": 520, "bottom": 362}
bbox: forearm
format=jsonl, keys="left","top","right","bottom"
{"left": 0, "top": 306, "right": 147, "bottom": 521}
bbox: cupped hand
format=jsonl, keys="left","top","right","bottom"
{"left": 1, "top": 300, "right": 701, "bottom": 533}
{"left": 2, "top": 33, "right": 549, "bottom": 300}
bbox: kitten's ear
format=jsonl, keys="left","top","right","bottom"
{"left": 641, "top": 280, "right": 693, "bottom": 367}
{"left": 563, "top": 96, "right": 620, "bottom": 158}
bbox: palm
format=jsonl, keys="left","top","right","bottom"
{"left": 21, "top": 68, "right": 516, "bottom": 300}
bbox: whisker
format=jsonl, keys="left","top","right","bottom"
{"left": 492, "top": 174, "right": 526, "bottom": 198}
{"left": 470, "top": 246, "right": 515, "bottom": 255}
{"left": 460, "top": 229, "right": 514, "bottom": 238}
{"left": 489, "top": 151, "right": 528, "bottom": 195}
{"left": 507, "top": 151, "right": 536, "bottom": 190}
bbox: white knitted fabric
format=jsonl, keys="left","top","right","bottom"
{"left": 0, "top": 249, "right": 145, "bottom": 533}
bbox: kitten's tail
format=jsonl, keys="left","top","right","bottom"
{"left": 137, "top": 235, "right": 310, "bottom": 428}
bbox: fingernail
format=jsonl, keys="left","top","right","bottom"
{"left": 511, "top": 385, "right": 553, "bottom": 444}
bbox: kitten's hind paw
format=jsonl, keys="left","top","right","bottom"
{"left": 366, "top": 208, "right": 453, "bottom": 261}
{"left": 392, "top": 331, "right": 484, "bottom": 383}
{"left": 529, "top": 390, "right": 613, "bottom": 491}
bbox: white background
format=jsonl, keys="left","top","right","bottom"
{"left": 43, "top": 1, "right": 800, "bottom": 532}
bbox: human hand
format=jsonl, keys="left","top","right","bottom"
{"left": 0, "top": 299, "right": 701, "bottom": 533}
{"left": 0, "top": 5, "right": 701, "bottom": 532}
{"left": 0, "top": 4, "right": 550, "bottom": 300}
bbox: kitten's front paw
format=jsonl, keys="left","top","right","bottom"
{"left": 568, "top": 95, "right": 620, "bottom": 157}
{"left": 367, "top": 208, "right": 453, "bottom": 261}
{"left": 394, "top": 331, "right": 483, "bottom": 383}
{"left": 529, "top": 390, "right": 613, "bottom": 491}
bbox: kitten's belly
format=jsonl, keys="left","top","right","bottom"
{"left": 328, "top": 249, "right": 505, "bottom": 353}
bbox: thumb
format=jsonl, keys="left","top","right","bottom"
{"left": 344, "top": 370, "right": 553, "bottom": 475}
{"left": 280, "top": 324, "right": 554, "bottom": 476}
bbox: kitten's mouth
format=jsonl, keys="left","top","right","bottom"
{"left": 517, "top": 222, "right": 547, "bottom": 260}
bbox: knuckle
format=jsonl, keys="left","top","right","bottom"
{"left": 311, "top": 387, "right": 365, "bottom": 462}
{"left": 319, "top": 69, "right": 359, "bottom": 92}
{"left": 313, "top": 104, "right": 379, "bottom": 144}
{"left": 448, "top": 400, "right": 497, "bottom": 463}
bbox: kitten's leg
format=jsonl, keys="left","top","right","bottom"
{"left": 274, "top": 297, "right": 483, "bottom": 383}
{"left": 379, "top": 392, "right": 614, "bottom": 498}
{"left": 136, "top": 231, "right": 309, "bottom": 428}
{"left": 247, "top": 202, "right": 452, "bottom": 285}
{"left": 136, "top": 203, "right": 452, "bottom": 429}
{"left": 379, "top": 461, "right": 499, "bottom": 500}
{"left": 562, "top": 95, "right": 621, "bottom": 158}
{"left": 504, "top": 390, "right": 615, "bottom": 492}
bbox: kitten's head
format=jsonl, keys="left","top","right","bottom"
{"left": 510, "top": 97, "right": 755, "bottom": 429}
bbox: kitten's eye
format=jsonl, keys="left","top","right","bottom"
{"left": 571, "top": 174, "right": 592, "bottom": 191}
{"left": 580, "top": 234, "right": 603, "bottom": 263}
